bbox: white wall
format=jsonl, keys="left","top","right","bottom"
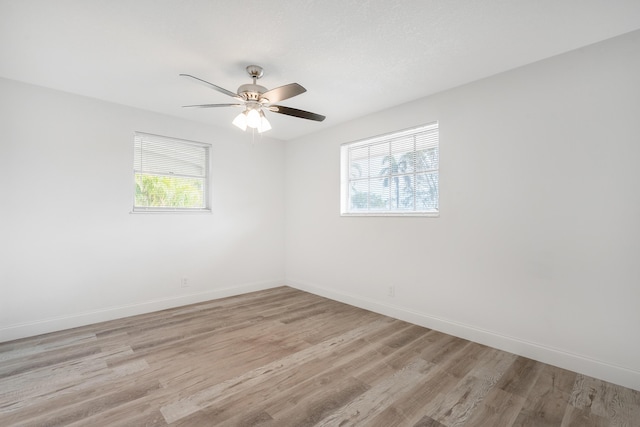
{"left": 1, "top": 30, "right": 638, "bottom": 392}
{"left": 0, "top": 78, "right": 286, "bottom": 341}
{"left": 285, "top": 30, "right": 640, "bottom": 390}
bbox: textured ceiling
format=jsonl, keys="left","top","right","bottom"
{"left": 2, "top": 0, "right": 640, "bottom": 141}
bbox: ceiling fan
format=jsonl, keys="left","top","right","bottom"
{"left": 180, "top": 65, "right": 326, "bottom": 133}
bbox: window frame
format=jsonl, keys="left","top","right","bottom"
{"left": 340, "top": 122, "right": 439, "bottom": 217}
{"left": 132, "top": 131, "right": 212, "bottom": 214}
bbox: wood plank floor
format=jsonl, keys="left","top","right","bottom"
{"left": 1, "top": 287, "right": 638, "bottom": 426}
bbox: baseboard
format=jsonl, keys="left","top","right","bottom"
{"left": 0, "top": 280, "right": 283, "bottom": 343}
{"left": 286, "top": 279, "right": 640, "bottom": 392}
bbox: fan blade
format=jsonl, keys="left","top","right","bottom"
{"left": 182, "top": 103, "right": 243, "bottom": 108}
{"left": 260, "top": 83, "right": 306, "bottom": 103}
{"left": 179, "top": 74, "right": 241, "bottom": 99}
{"left": 269, "top": 105, "right": 326, "bottom": 122}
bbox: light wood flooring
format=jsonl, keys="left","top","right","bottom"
{"left": 1, "top": 286, "right": 639, "bottom": 426}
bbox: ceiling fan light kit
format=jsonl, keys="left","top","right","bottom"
{"left": 231, "top": 105, "right": 272, "bottom": 133}
{"left": 180, "top": 65, "right": 325, "bottom": 134}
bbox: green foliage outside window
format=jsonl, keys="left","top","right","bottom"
{"left": 135, "top": 174, "right": 204, "bottom": 208}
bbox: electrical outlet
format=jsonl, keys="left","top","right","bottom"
{"left": 181, "top": 277, "right": 189, "bottom": 288}
{"left": 388, "top": 285, "right": 395, "bottom": 297}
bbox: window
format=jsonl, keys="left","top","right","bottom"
{"left": 341, "top": 122, "right": 439, "bottom": 216}
{"left": 133, "top": 132, "right": 211, "bottom": 213}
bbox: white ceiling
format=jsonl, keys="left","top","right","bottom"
{"left": 2, "top": 1, "right": 640, "bottom": 141}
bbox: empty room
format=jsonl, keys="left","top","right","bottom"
{"left": 1, "top": 1, "right": 639, "bottom": 426}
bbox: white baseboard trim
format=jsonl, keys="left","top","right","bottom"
{"left": 0, "top": 280, "right": 283, "bottom": 343}
{"left": 286, "top": 279, "right": 640, "bottom": 392}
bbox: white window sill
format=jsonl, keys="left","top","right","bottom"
{"left": 130, "top": 209, "right": 212, "bottom": 214}
{"left": 340, "top": 211, "right": 439, "bottom": 218}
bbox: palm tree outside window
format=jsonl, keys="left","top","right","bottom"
{"left": 341, "top": 123, "right": 439, "bottom": 216}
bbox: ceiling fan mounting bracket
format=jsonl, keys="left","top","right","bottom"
{"left": 246, "top": 65, "right": 264, "bottom": 80}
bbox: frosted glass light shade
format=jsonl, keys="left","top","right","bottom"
{"left": 258, "top": 112, "right": 271, "bottom": 133}
{"left": 246, "top": 109, "right": 261, "bottom": 128}
{"left": 232, "top": 112, "right": 247, "bottom": 131}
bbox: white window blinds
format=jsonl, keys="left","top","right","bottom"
{"left": 133, "top": 132, "right": 211, "bottom": 212}
{"left": 341, "top": 123, "right": 439, "bottom": 216}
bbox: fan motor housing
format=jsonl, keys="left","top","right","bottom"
{"left": 237, "top": 83, "right": 267, "bottom": 101}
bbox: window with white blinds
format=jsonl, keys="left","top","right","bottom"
{"left": 133, "top": 132, "right": 211, "bottom": 212}
{"left": 341, "top": 122, "right": 439, "bottom": 216}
